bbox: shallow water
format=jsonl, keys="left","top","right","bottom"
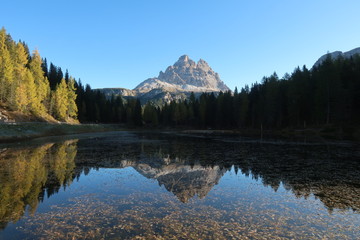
{"left": 0, "top": 131, "right": 359, "bottom": 239}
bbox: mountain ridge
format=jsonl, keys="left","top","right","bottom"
{"left": 98, "top": 55, "right": 230, "bottom": 104}
{"left": 313, "top": 47, "right": 360, "bottom": 67}
{"left": 134, "top": 55, "right": 230, "bottom": 94}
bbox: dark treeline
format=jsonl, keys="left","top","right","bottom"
{"left": 73, "top": 54, "right": 360, "bottom": 129}
{"left": 138, "top": 55, "right": 360, "bottom": 129}
{"left": 74, "top": 82, "right": 143, "bottom": 124}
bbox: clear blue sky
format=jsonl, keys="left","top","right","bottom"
{"left": 1, "top": 0, "right": 359, "bottom": 90}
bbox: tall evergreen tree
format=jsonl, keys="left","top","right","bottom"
{"left": 41, "top": 58, "right": 48, "bottom": 77}
{"left": 25, "top": 69, "right": 38, "bottom": 113}
{"left": 64, "top": 69, "right": 69, "bottom": 82}
{"left": 143, "top": 102, "right": 159, "bottom": 126}
{"left": 53, "top": 78, "right": 69, "bottom": 121}
{"left": 29, "top": 50, "right": 50, "bottom": 115}
{"left": 12, "top": 43, "right": 29, "bottom": 110}
{"left": 134, "top": 99, "right": 143, "bottom": 126}
{"left": 66, "top": 77, "right": 78, "bottom": 119}
{"left": 0, "top": 28, "right": 14, "bottom": 102}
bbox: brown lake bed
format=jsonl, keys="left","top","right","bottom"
{"left": 0, "top": 131, "right": 359, "bottom": 239}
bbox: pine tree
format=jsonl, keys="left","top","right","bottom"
{"left": 134, "top": 99, "right": 143, "bottom": 126}
{"left": 0, "top": 28, "right": 14, "bottom": 102}
{"left": 66, "top": 77, "right": 78, "bottom": 119}
{"left": 53, "top": 78, "right": 68, "bottom": 121}
{"left": 65, "top": 69, "right": 69, "bottom": 82}
{"left": 26, "top": 69, "right": 38, "bottom": 113}
{"left": 12, "top": 43, "right": 29, "bottom": 110}
{"left": 239, "top": 86, "right": 249, "bottom": 127}
{"left": 48, "top": 63, "right": 58, "bottom": 90}
{"left": 143, "top": 102, "right": 158, "bottom": 126}
{"left": 29, "top": 50, "right": 50, "bottom": 115}
{"left": 41, "top": 58, "right": 48, "bottom": 77}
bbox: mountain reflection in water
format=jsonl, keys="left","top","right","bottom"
{"left": 0, "top": 131, "right": 359, "bottom": 232}
{"left": 121, "top": 160, "right": 227, "bottom": 203}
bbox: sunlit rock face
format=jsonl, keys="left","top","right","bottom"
{"left": 134, "top": 55, "right": 230, "bottom": 94}
{"left": 313, "top": 47, "right": 360, "bottom": 67}
{"left": 97, "top": 55, "right": 230, "bottom": 104}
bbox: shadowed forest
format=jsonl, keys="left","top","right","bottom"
{"left": 75, "top": 52, "right": 360, "bottom": 135}
{"left": 1, "top": 28, "right": 359, "bottom": 132}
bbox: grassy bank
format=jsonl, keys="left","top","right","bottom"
{"left": 0, "top": 123, "right": 123, "bottom": 143}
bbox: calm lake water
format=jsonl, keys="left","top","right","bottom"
{"left": 0, "top": 131, "right": 359, "bottom": 239}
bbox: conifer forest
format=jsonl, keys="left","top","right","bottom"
{"left": 1, "top": 28, "right": 359, "bottom": 131}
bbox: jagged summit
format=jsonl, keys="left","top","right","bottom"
{"left": 134, "top": 55, "right": 230, "bottom": 94}
{"left": 174, "top": 54, "right": 192, "bottom": 66}
{"left": 98, "top": 55, "right": 230, "bottom": 105}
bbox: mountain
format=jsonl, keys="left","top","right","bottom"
{"left": 98, "top": 55, "right": 230, "bottom": 104}
{"left": 313, "top": 47, "right": 360, "bottom": 67}
{"left": 135, "top": 55, "right": 230, "bottom": 94}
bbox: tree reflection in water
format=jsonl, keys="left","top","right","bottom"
{"left": 0, "top": 132, "right": 359, "bottom": 237}
{"left": 74, "top": 132, "right": 360, "bottom": 212}
{"left": 0, "top": 140, "right": 78, "bottom": 229}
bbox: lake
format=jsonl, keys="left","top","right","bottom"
{"left": 0, "top": 131, "right": 359, "bottom": 239}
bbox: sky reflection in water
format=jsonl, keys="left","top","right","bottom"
{"left": 0, "top": 131, "right": 359, "bottom": 239}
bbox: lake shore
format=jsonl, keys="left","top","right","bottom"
{"left": 1, "top": 122, "right": 359, "bottom": 144}
{"left": 0, "top": 123, "right": 124, "bottom": 143}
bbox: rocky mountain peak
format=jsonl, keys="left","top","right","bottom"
{"left": 197, "top": 58, "right": 211, "bottom": 71}
{"left": 174, "top": 54, "right": 196, "bottom": 68}
{"left": 135, "top": 55, "right": 230, "bottom": 94}
{"left": 197, "top": 58, "right": 207, "bottom": 65}
{"left": 178, "top": 54, "right": 189, "bottom": 62}
{"left": 99, "top": 55, "right": 231, "bottom": 105}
